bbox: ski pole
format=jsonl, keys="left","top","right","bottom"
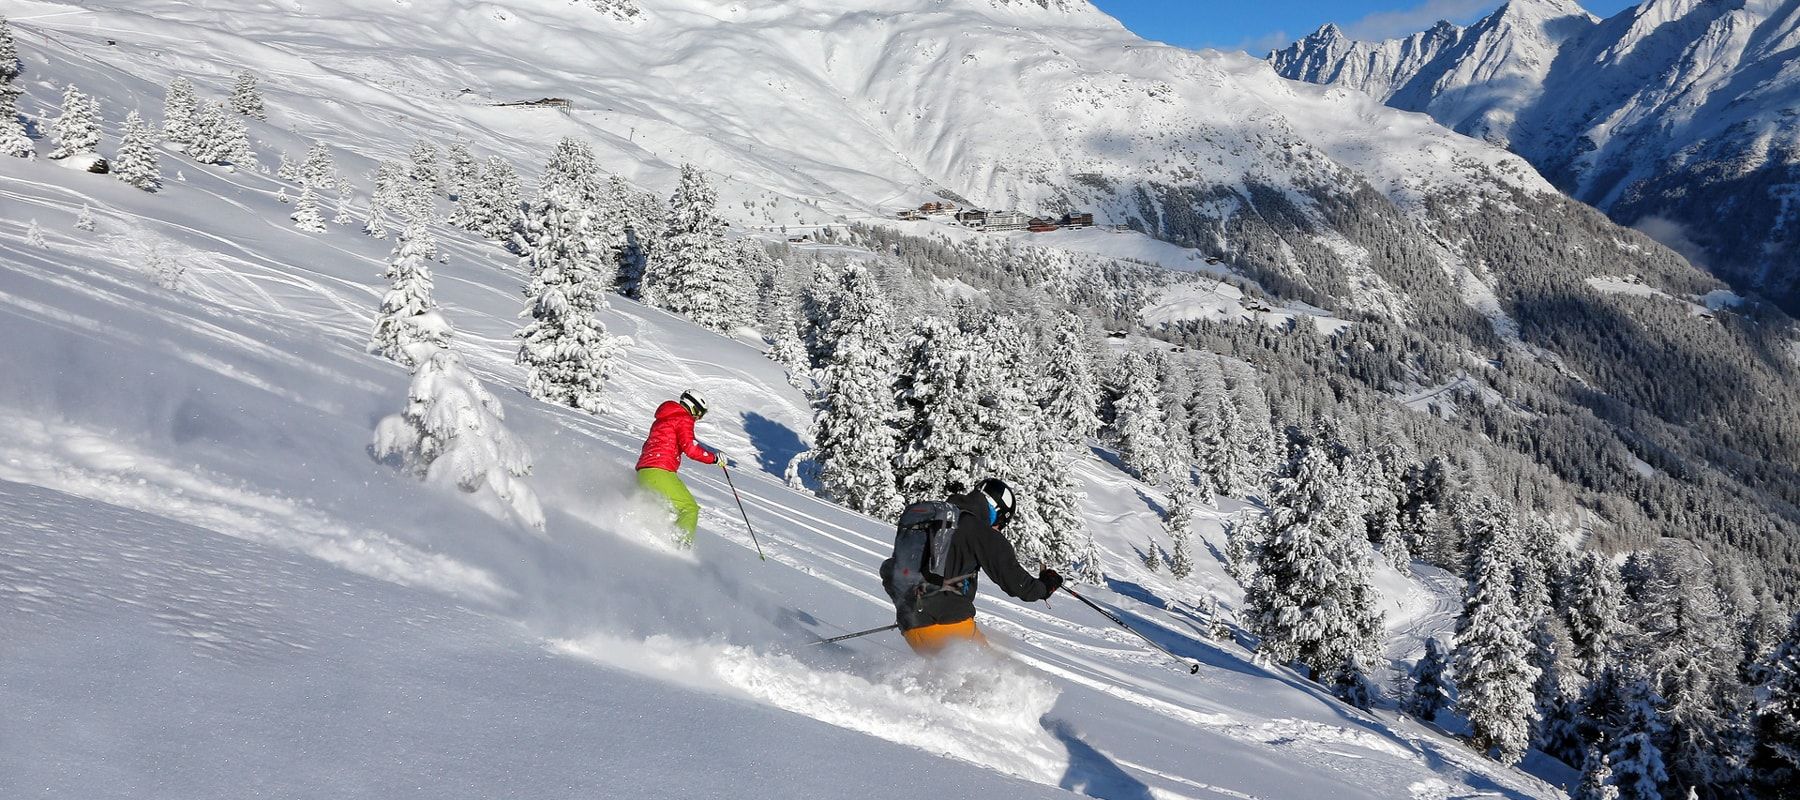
{"left": 1062, "top": 585, "right": 1201, "bottom": 675}
{"left": 720, "top": 463, "right": 765, "bottom": 561}
{"left": 809, "top": 623, "right": 900, "bottom": 646}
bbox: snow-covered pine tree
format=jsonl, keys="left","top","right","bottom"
{"left": 1532, "top": 617, "right": 1586, "bottom": 764}
{"left": 409, "top": 140, "right": 442, "bottom": 195}
{"left": 1241, "top": 441, "right": 1383, "bottom": 697}
{"left": 1113, "top": 351, "right": 1171, "bottom": 483}
{"left": 369, "top": 219, "right": 445, "bottom": 365}
{"left": 1141, "top": 539, "right": 1163, "bottom": 572}
{"left": 1356, "top": 446, "right": 1404, "bottom": 561}
{"left": 47, "top": 84, "right": 100, "bottom": 160}
{"left": 334, "top": 195, "right": 354, "bottom": 226}
{"left": 161, "top": 77, "right": 198, "bottom": 149}
{"left": 276, "top": 187, "right": 291, "bottom": 204}
{"left": 1164, "top": 480, "right": 1197, "bottom": 579}
{"left": 229, "top": 70, "right": 265, "bottom": 119}
{"left": 191, "top": 101, "right": 253, "bottom": 169}
{"left": 74, "top": 204, "right": 94, "bottom": 232}
{"left": 0, "top": 15, "right": 18, "bottom": 82}
{"left": 763, "top": 262, "right": 810, "bottom": 382}
{"left": 299, "top": 140, "right": 334, "bottom": 188}
{"left": 291, "top": 185, "right": 327, "bottom": 233}
{"left": 364, "top": 161, "right": 410, "bottom": 238}
{"left": 1204, "top": 594, "right": 1233, "bottom": 641}
{"left": 1565, "top": 551, "right": 1623, "bottom": 679}
{"left": 1609, "top": 678, "right": 1671, "bottom": 800}
{"left": 464, "top": 156, "right": 522, "bottom": 242}
{"left": 445, "top": 140, "right": 477, "bottom": 200}
{"left": 276, "top": 151, "right": 298, "bottom": 181}
{"left": 1750, "top": 611, "right": 1800, "bottom": 793}
{"left": 644, "top": 163, "right": 744, "bottom": 333}
{"left": 0, "top": 81, "right": 30, "bottom": 159}
{"left": 808, "top": 263, "right": 901, "bottom": 517}
{"left": 25, "top": 218, "right": 45, "bottom": 248}
{"left": 1405, "top": 637, "right": 1451, "bottom": 722}
{"left": 615, "top": 179, "right": 664, "bottom": 299}
{"left": 114, "top": 110, "right": 159, "bottom": 190}
{"left": 1040, "top": 313, "right": 1101, "bottom": 446}
{"left": 1574, "top": 747, "right": 1620, "bottom": 800}
{"left": 894, "top": 317, "right": 982, "bottom": 500}
{"left": 1147, "top": 350, "right": 1194, "bottom": 472}
{"left": 514, "top": 152, "right": 628, "bottom": 414}
{"left": 372, "top": 341, "right": 544, "bottom": 531}
{"left": 1453, "top": 497, "right": 1541, "bottom": 765}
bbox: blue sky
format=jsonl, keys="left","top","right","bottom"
{"left": 1089, "top": 0, "right": 1641, "bottom": 55}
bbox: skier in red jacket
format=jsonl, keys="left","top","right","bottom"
{"left": 637, "top": 390, "right": 725, "bottom": 547}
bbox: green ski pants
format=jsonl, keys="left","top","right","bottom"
{"left": 637, "top": 467, "right": 700, "bottom": 543}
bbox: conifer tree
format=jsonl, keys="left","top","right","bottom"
{"left": 1609, "top": 678, "right": 1671, "bottom": 800}
{"left": 372, "top": 341, "right": 544, "bottom": 531}
{"left": 1040, "top": 314, "right": 1100, "bottom": 446}
{"left": 276, "top": 151, "right": 298, "bottom": 181}
{"left": 1200, "top": 392, "right": 1252, "bottom": 498}
{"left": 445, "top": 140, "right": 478, "bottom": 199}
{"left": 48, "top": 84, "right": 99, "bottom": 160}
{"left": 1574, "top": 747, "right": 1620, "bottom": 800}
{"left": 1405, "top": 637, "right": 1451, "bottom": 722}
{"left": 764, "top": 264, "right": 810, "bottom": 381}
{"left": 645, "top": 163, "right": 744, "bottom": 332}
{"left": 459, "top": 156, "right": 522, "bottom": 241}
{"left": 1164, "top": 480, "right": 1197, "bottom": 579}
{"left": 1241, "top": 442, "right": 1383, "bottom": 694}
{"left": 1141, "top": 539, "right": 1163, "bottom": 572}
{"left": 1565, "top": 551, "right": 1623, "bottom": 678}
{"left": 514, "top": 154, "right": 628, "bottom": 414}
{"left": 299, "top": 140, "right": 334, "bottom": 188}
{"left": 0, "top": 81, "right": 30, "bottom": 159}
{"left": 894, "top": 317, "right": 982, "bottom": 499}
{"left": 370, "top": 220, "right": 445, "bottom": 365}
{"left": 615, "top": 180, "right": 664, "bottom": 299}
{"left": 1114, "top": 351, "right": 1171, "bottom": 482}
{"left": 162, "top": 77, "right": 199, "bottom": 149}
{"left": 74, "top": 204, "right": 94, "bottom": 232}
{"left": 409, "top": 140, "right": 442, "bottom": 195}
{"left": 229, "top": 70, "right": 265, "bottom": 119}
{"left": 191, "top": 101, "right": 253, "bottom": 168}
{"left": 291, "top": 185, "right": 327, "bottom": 233}
{"left": 1751, "top": 611, "right": 1800, "bottom": 793}
{"left": 1453, "top": 497, "right": 1540, "bottom": 765}
{"left": 0, "top": 16, "right": 19, "bottom": 82}
{"left": 1204, "top": 595, "right": 1233, "bottom": 641}
{"left": 808, "top": 264, "right": 901, "bottom": 517}
{"left": 114, "top": 111, "right": 159, "bottom": 190}
{"left": 1532, "top": 618, "right": 1586, "bottom": 764}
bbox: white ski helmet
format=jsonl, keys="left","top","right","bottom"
{"left": 679, "top": 390, "right": 709, "bottom": 420}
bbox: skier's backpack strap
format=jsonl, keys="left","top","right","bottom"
{"left": 890, "top": 500, "right": 963, "bottom": 612}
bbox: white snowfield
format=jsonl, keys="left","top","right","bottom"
{"left": 1, "top": 1, "right": 1566, "bottom": 797}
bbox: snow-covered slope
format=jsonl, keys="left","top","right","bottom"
{"left": 0, "top": 98, "right": 1563, "bottom": 800}
{"left": 1270, "top": 0, "right": 1800, "bottom": 310}
{"left": 0, "top": 4, "right": 1588, "bottom": 795}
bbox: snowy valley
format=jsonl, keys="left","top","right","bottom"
{"left": 2, "top": 1, "right": 1799, "bottom": 799}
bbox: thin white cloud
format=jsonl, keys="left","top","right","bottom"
{"left": 1232, "top": 29, "right": 1296, "bottom": 56}
{"left": 1343, "top": 0, "right": 1498, "bottom": 41}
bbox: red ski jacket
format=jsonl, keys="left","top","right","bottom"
{"left": 636, "top": 400, "right": 718, "bottom": 472}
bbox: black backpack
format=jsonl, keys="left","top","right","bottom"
{"left": 889, "top": 501, "right": 977, "bottom": 612}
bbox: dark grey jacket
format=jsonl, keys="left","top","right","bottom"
{"left": 879, "top": 489, "right": 1055, "bottom": 629}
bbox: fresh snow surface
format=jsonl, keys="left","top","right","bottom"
{"left": 1142, "top": 279, "right": 1353, "bottom": 335}
{"left": 1585, "top": 274, "right": 1718, "bottom": 316}
{"left": 0, "top": 2, "right": 1566, "bottom": 798}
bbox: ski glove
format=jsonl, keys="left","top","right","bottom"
{"left": 1038, "top": 568, "right": 1064, "bottom": 596}
{"left": 713, "top": 451, "right": 731, "bottom": 468}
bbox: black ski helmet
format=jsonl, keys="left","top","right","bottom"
{"left": 977, "top": 477, "right": 1016, "bottom": 530}
{"left": 680, "top": 390, "right": 709, "bottom": 420}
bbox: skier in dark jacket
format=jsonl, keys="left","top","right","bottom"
{"left": 880, "top": 477, "right": 1063, "bottom": 654}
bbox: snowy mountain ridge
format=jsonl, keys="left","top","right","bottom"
{"left": 1270, "top": 0, "right": 1800, "bottom": 311}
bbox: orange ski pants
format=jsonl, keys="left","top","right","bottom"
{"left": 901, "top": 618, "right": 989, "bottom": 655}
